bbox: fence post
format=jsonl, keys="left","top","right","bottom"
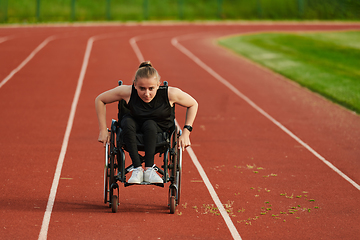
{"left": 257, "top": 0, "right": 262, "bottom": 19}
{"left": 5, "top": 0, "right": 8, "bottom": 22}
{"left": 217, "top": 0, "right": 223, "bottom": 19}
{"left": 36, "top": 0, "right": 41, "bottom": 21}
{"left": 178, "top": 0, "right": 183, "bottom": 20}
{"left": 143, "top": 0, "right": 148, "bottom": 20}
{"left": 106, "top": 0, "right": 111, "bottom": 20}
{"left": 298, "top": 0, "right": 304, "bottom": 19}
{"left": 71, "top": 0, "right": 76, "bottom": 21}
{"left": 1, "top": 0, "right": 9, "bottom": 22}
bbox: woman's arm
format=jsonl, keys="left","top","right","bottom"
{"left": 95, "top": 85, "right": 131, "bottom": 146}
{"left": 169, "top": 87, "right": 198, "bottom": 151}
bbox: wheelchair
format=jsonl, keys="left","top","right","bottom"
{"left": 103, "top": 81, "right": 182, "bottom": 214}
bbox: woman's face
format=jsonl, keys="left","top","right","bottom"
{"left": 134, "top": 76, "right": 160, "bottom": 103}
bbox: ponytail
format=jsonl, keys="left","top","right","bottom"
{"left": 134, "top": 61, "right": 161, "bottom": 83}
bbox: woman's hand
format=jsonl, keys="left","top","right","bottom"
{"left": 98, "top": 129, "right": 110, "bottom": 147}
{"left": 178, "top": 130, "right": 191, "bottom": 151}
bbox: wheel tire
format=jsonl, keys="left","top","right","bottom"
{"left": 169, "top": 196, "right": 176, "bottom": 214}
{"left": 168, "top": 187, "right": 177, "bottom": 214}
{"left": 104, "top": 144, "right": 110, "bottom": 204}
{"left": 176, "top": 141, "right": 182, "bottom": 205}
{"left": 111, "top": 195, "right": 118, "bottom": 213}
{"left": 109, "top": 154, "right": 115, "bottom": 208}
{"left": 109, "top": 132, "right": 117, "bottom": 209}
{"left": 104, "top": 167, "right": 109, "bottom": 204}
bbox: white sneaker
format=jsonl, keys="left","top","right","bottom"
{"left": 128, "top": 167, "right": 144, "bottom": 184}
{"left": 144, "top": 166, "right": 163, "bottom": 183}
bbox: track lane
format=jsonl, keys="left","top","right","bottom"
{"left": 39, "top": 34, "right": 97, "bottom": 240}
{"left": 133, "top": 30, "right": 243, "bottom": 239}
{"left": 0, "top": 35, "right": 49, "bottom": 86}
{"left": 0, "top": 33, "right": 93, "bottom": 239}
{"left": 0, "top": 36, "right": 56, "bottom": 89}
{"left": 133, "top": 30, "right": 242, "bottom": 239}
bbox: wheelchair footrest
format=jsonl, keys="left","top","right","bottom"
{"left": 153, "top": 166, "right": 164, "bottom": 176}
{"left": 124, "top": 182, "right": 164, "bottom": 188}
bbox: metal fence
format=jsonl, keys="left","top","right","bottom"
{"left": 0, "top": 0, "right": 359, "bottom": 23}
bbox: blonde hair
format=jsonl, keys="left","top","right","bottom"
{"left": 134, "top": 61, "right": 161, "bottom": 84}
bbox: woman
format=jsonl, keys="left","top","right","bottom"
{"left": 95, "top": 61, "right": 198, "bottom": 184}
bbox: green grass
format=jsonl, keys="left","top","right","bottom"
{"left": 218, "top": 31, "right": 360, "bottom": 114}
{"left": 1, "top": 0, "right": 359, "bottom": 23}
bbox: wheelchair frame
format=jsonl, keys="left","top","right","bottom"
{"left": 103, "top": 81, "right": 182, "bottom": 214}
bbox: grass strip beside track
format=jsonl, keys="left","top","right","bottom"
{"left": 2, "top": 0, "right": 360, "bottom": 23}
{"left": 218, "top": 31, "right": 360, "bottom": 114}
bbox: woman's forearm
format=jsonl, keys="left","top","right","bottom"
{"left": 184, "top": 101, "right": 198, "bottom": 127}
{"left": 95, "top": 96, "right": 108, "bottom": 132}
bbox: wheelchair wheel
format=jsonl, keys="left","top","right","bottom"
{"left": 168, "top": 127, "right": 182, "bottom": 214}
{"left": 109, "top": 141, "right": 119, "bottom": 210}
{"left": 106, "top": 123, "right": 120, "bottom": 212}
{"left": 172, "top": 128, "right": 182, "bottom": 205}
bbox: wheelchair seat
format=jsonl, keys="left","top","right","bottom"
{"left": 116, "top": 125, "right": 173, "bottom": 152}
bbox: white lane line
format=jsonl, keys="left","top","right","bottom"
{"left": 38, "top": 36, "right": 95, "bottom": 240}
{"left": 130, "top": 35, "right": 242, "bottom": 240}
{"left": 186, "top": 146, "right": 242, "bottom": 240}
{"left": 0, "top": 36, "right": 11, "bottom": 44}
{"left": 0, "top": 36, "right": 56, "bottom": 89}
{"left": 172, "top": 35, "right": 360, "bottom": 192}
{"left": 129, "top": 30, "right": 182, "bottom": 63}
{"left": 129, "top": 36, "right": 145, "bottom": 64}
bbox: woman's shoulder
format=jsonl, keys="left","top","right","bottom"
{"left": 116, "top": 84, "right": 132, "bottom": 92}
{"left": 168, "top": 86, "right": 196, "bottom": 107}
{"left": 168, "top": 86, "right": 185, "bottom": 103}
{"left": 113, "top": 84, "right": 132, "bottom": 100}
{"left": 168, "top": 86, "right": 182, "bottom": 95}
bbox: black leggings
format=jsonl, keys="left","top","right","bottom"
{"left": 121, "top": 116, "right": 163, "bottom": 168}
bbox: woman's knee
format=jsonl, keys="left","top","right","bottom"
{"left": 121, "top": 117, "right": 137, "bottom": 133}
{"left": 141, "top": 120, "right": 159, "bottom": 133}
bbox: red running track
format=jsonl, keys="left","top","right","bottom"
{"left": 0, "top": 23, "right": 360, "bottom": 240}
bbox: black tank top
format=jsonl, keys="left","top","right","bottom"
{"left": 128, "top": 84, "right": 175, "bottom": 130}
